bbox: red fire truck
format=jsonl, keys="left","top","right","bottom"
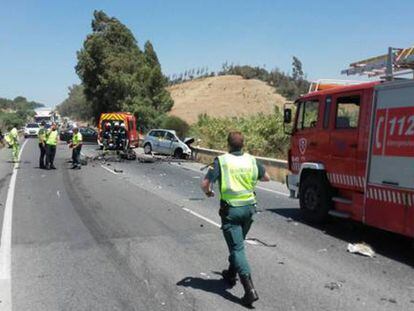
{"left": 284, "top": 47, "right": 414, "bottom": 238}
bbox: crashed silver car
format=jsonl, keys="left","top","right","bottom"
{"left": 143, "top": 129, "right": 194, "bottom": 158}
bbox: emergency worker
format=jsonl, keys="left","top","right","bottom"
{"left": 118, "top": 122, "right": 128, "bottom": 150}
{"left": 38, "top": 121, "right": 47, "bottom": 168}
{"left": 70, "top": 126, "right": 83, "bottom": 169}
{"left": 102, "top": 122, "right": 112, "bottom": 151}
{"left": 112, "top": 122, "right": 120, "bottom": 149}
{"left": 8, "top": 124, "right": 19, "bottom": 163}
{"left": 45, "top": 123, "right": 58, "bottom": 170}
{"left": 201, "top": 131, "right": 270, "bottom": 307}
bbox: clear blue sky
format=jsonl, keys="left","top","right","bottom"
{"left": 0, "top": 0, "right": 413, "bottom": 107}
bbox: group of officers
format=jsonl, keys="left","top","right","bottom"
{"left": 36, "top": 121, "right": 83, "bottom": 170}
{"left": 100, "top": 121, "right": 128, "bottom": 152}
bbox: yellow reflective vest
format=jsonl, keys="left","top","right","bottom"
{"left": 72, "top": 132, "right": 83, "bottom": 145}
{"left": 218, "top": 153, "right": 258, "bottom": 206}
{"left": 46, "top": 130, "right": 58, "bottom": 146}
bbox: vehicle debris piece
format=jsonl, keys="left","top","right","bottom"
{"left": 347, "top": 243, "right": 375, "bottom": 257}
{"left": 324, "top": 282, "right": 342, "bottom": 291}
{"left": 114, "top": 169, "right": 123, "bottom": 173}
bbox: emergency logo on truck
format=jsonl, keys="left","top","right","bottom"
{"left": 299, "top": 138, "right": 307, "bottom": 155}
{"left": 373, "top": 106, "right": 414, "bottom": 157}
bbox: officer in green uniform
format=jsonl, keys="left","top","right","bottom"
{"left": 201, "top": 131, "right": 270, "bottom": 307}
{"left": 9, "top": 125, "right": 19, "bottom": 163}
{"left": 45, "top": 123, "right": 58, "bottom": 170}
{"left": 38, "top": 121, "right": 47, "bottom": 168}
{"left": 70, "top": 126, "right": 83, "bottom": 169}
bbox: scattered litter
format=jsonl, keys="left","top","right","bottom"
{"left": 107, "top": 163, "right": 111, "bottom": 166}
{"left": 200, "top": 272, "right": 210, "bottom": 278}
{"left": 114, "top": 169, "right": 123, "bottom": 173}
{"left": 324, "top": 282, "right": 342, "bottom": 291}
{"left": 188, "top": 198, "right": 205, "bottom": 201}
{"left": 277, "top": 261, "right": 285, "bottom": 265}
{"left": 286, "top": 217, "right": 293, "bottom": 222}
{"left": 347, "top": 243, "right": 375, "bottom": 257}
{"left": 381, "top": 298, "right": 397, "bottom": 304}
{"left": 245, "top": 238, "right": 276, "bottom": 248}
{"left": 161, "top": 302, "right": 165, "bottom": 306}
{"left": 200, "top": 224, "right": 204, "bottom": 227}
{"left": 179, "top": 292, "right": 184, "bottom": 295}
{"left": 317, "top": 248, "right": 328, "bottom": 253}
{"left": 192, "top": 176, "right": 200, "bottom": 179}
{"left": 56, "top": 190, "right": 60, "bottom": 198}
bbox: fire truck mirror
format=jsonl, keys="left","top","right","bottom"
{"left": 284, "top": 108, "right": 292, "bottom": 124}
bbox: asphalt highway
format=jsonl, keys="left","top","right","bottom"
{"left": 0, "top": 138, "right": 413, "bottom": 310}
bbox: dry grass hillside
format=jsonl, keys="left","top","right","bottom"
{"left": 167, "top": 75, "right": 287, "bottom": 124}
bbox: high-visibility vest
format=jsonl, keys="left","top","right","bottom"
{"left": 46, "top": 130, "right": 58, "bottom": 146}
{"left": 8, "top": 128, "right": 18, "bottom": 145}
{"left": 72, "top": 132, "right": 83, "bottom": 145}
{"left": 38, "top": 128, "right": 46, "bottom": 143}
{"left": 218, "top": 153, "right": 258, "bottom": 207}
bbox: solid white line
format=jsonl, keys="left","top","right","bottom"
{"left": 100, "top": 164, "right": 120, "bottom": 175}
{"left": 182, "top": 207, "right": 220, "bottom": 228}
{"left": 256, "top": 186, "right": 289, "bottom": 197}
{"left": 0, "top": 139, "right": 28, "bottom": 310}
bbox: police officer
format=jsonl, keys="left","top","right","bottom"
{"left": 45, "top": 123, "right": 58, "bottom": 170}
{"left": 38, "top": 121, "right": 47, "bottom": 168}
{"left": 70, "top": 126, "right": 83, "bottom": 169}
{"left": 201, "top": 131, "right": 270, "bottom": 307}
{"left": 9, "top": 124, "right": 19, "bottom": 163}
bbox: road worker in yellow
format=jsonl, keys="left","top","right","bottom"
{"left": 45, "top": 123, "right": 58, "bottom": 170}
{"left": 8, "top": 124, "right": 20, "bottom": 163}
{"left": 70, "top": 126, "right": 83, "bottom": 169}
{"left": 201, "top": 131, "right": 270, "bottom": 308}
{"left": 38, "top": 121, "right": 47, "bottom": 169}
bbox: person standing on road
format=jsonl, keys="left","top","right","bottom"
{"left": 38, "top": 121, "right": 47, "bottom": 169}
{"left": 201, "top": 131, "right": 270, "bottom": 308}
{"left": 9, "top": 124, "right": 20, "bottom": 163}
{"left": 70, "top": 126, "right": 83, "bottom": 169}
{"left": 45, "top": 123, "right": 58, "bottom": 170}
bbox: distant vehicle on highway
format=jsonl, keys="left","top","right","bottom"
{"left": 143, "top": 129, "right": 193, "bottom": 158}
{"left": 60, "top": 126, "right": 98, "bottom": 143}
{"left": 23, "top": 123, "right": 40, "bottom": 138}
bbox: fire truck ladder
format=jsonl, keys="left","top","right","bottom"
{"left": 341, "top": 46, "right": 414, "bottom": 80}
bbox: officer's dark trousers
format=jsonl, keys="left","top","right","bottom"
{"left": 221, "top": 204, "right": 255, "bottom": 276}
{"left": 72, "top": 146, "right": 82, "bottom": 167}
{"left": 38, "top": 143, "right": 46, "bottom": 168}
{"left": 46, "top": 144, "right": 56, "bottom": 167}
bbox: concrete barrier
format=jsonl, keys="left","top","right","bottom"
{"left": 191, "top": 146, "right": 288, "bottom": 183}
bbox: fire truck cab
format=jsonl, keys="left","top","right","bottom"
{"left": 285, "top": 47, "right": 414, "bottom": 238}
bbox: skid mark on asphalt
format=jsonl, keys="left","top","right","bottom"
{"left": 0, "top": 139, "right": 28, "bottom": 310}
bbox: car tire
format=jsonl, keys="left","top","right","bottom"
{"left": 173, "top": 148, "right": 183, "bottom": 159}
{"left": 299, "top": 173, "right": 332, "bottom": 223}
{"left": 144, "top": 143, "right": 152, "bottom": 154}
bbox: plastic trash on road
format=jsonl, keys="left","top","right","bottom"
{"left": 347, "top": 243, "right": 375, "bottom": 257}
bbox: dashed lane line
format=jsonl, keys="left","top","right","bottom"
{"left": 181, "top": 207, "right": 221, "bottom": 228}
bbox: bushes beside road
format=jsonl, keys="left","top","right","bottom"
{"left": 190, "top": 108, "right": 289, "bottom": 159}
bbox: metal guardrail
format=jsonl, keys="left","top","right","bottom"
{"left": 191, "top": 146, "right": 288, "bottom": 169}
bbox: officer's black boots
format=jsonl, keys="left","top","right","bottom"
{"left": 240, "top": 274, "right": 259, "bottom": 307}
{"left": 222, "top": 268, "right": 237, "bottom": 287}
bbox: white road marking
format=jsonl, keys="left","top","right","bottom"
{"left": 100, "top": 164, "right": 121, "bottom": 175}
{"left": 182, "top": 207, "right": 220, "bottom": 228}
{"left": 256, "top": 186, "right": 289, "bottom": 197}
{"left": 0, "top": 139, "right": 28, "bottom": 310}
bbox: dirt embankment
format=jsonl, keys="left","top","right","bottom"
{"left": 167, "top": 75, "right": 287, "bottom": 124}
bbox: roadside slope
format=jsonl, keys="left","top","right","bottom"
{"left": 168, "top": 75, "right": 287, "bottom": 124}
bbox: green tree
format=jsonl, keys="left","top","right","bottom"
{"left": 292, "top": 56, "right": 304, "bottom": 81}
{"left": 76, "top": 11, "right": 173, "bottom": 128}
{"left": 56, "top": 84, "right": 93, "bottom": 121}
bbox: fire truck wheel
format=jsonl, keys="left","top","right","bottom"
{"left": 299, "top": 174, "right": 332, "bottom": 223}
{"left": 144, "top": 143, "right": 152, "bottom": 154}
